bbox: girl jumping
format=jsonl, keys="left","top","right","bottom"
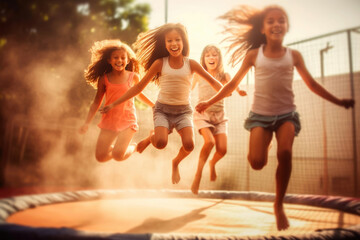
{"left": 196, "top": 5, "right": 354, "bottom": 230}
{"left": 79, "top": 39, "right": 154, "bottom": 162}
{"left": 191, "top": 44, "right": 247, "bottom": 194}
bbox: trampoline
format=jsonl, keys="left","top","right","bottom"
{"left": 0, "top": 189, "right": 360, "bottom": 240}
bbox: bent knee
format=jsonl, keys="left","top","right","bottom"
{"left": 216, "top": 146, "right": 227, "bottom": 157}
{"left": 183, "top": 141, "right": 194, "bottom": 152}
{"left": 248, "top": 156, "right": 266, "bottom": 170}
{"left": 154, "top": 139, "right": 167, "bottom": 149}
{"left": 203, "top": 141, "right": 215, "bottom": 151}
{"left": 95, "top": 153, "right": 109, "bottom": 162}
{"left": 112, "top": 150, "right": 126, "bottom": 161}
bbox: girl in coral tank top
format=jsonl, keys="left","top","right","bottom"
{"left": 79, "top": 40, "right": 154, "bottom": 163}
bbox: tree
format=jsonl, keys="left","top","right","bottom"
{"left": 0, "top": 0, "right": 151, "bottom": 186}
{"left": 0, "top": 0, "right": 151, "bottom": 118}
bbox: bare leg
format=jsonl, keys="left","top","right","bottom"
{"left": 95, "top": 129, "right": 118, "bottom": 162}
{"left": 209, "top": 133, "right": 227, "bottom": 181}
{"left": 247, "top": 127, "right": 273, "bottom": 170}
{"left": 274, "top": 121, "right": 295, "bottom": 231}
{"left": 112, "top": 127, "right": 136, "bottom": 161}
{"left": 136, "top": 130, "right": 154, "bottom": 153}
{"left": 172, "top": 146, "right": 191, "bottom": 184}
{"left": 172, "top": 127, "right": 194, "bottom": 184}
{"left": 191, "top": 128, "right": 214, "bottom": 194}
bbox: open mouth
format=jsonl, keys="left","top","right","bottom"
{"left": 271, "top": 29, "right": 282, "bottom": 34}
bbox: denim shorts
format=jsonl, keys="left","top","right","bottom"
{"left": 153, "top": 101, "right": 193, "bottom": 133}
{"left": 244, "top": 111, "right": 301, "bottom": 136}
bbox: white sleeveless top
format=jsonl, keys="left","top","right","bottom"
{"left": 252, "top": 45, "right": 296, "bottom": 116}
{"left": 157, "top": 57, "right": 193, "bottom": 105}
{"left": 198, "top": 77, "right": 224, "bottom": 112}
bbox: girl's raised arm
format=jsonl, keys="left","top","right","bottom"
{"left": 190, "top": 60, "right": 222, "bottom": 91}
{"left": 133, "top": 73, "right": 155, "bottom": 107}
{"left": 191, "top": 73, "right": 200, "bottom": 90}
{"left": 196, "top": 50, "right": 255, "bottom": 113}
{"left": 223, "top": 73, "right": 247, "bottom": 97}
{"left": 100, "top": 59, "right": 162, "bottom": 113}
{"left": 293, "top": 50, "right": 354, "bottom": 109}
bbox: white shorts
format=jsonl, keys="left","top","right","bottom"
{"left": 193, "top": 110, "right": 228, "bottom": 135}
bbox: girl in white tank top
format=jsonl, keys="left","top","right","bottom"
{"left": 196, "top": 5, "right": 354, "bottom": 231}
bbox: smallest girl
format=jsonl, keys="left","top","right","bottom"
{"left": 191, "top": 44, "right": 247, "bottom": 194}
{"left": 79, "top": 39, "right": 154, "bottom": 162}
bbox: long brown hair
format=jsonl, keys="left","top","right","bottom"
{"left": 133, "top": 23, "right": 190, "bottom": 83}
{"left": 84, "top": 39, "right": 139, "bottom": 89}
{"left": 219, "top": 5, "right": 289, "bottom": 67}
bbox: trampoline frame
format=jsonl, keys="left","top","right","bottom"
{"left": 0, "top": 189, "right": 359, "bottom": 240}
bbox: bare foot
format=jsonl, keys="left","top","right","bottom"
{"left": 209, "top": 160, "right": 217, "bottom": 181}
{"left": 191, "top": 174, "right": 201, "bottom": 194}
{"left": 172, "top": 161, "right": 180, "bottom": 184}
{"left": 136, "top": 130, "right": 153, "bottom": 153}
{"left": 274, "top": 203, "right": 289, "bottom": 231}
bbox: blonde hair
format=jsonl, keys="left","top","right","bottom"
{"left": 133, "top": 23, "right": 190, "bottom": 83}
{"left": 220, "top": 5, "right": 289, "bottom": 67}
{"left": 84, "top": 39, "right": 139, "bottom": 89}
{"left": 200, "top": 45, "right": 226, "bottom": 82}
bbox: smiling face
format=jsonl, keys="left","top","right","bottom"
{"left": 203, "top": 48, "right": 219, "bottom": 71}
{"left": 261, "top": 9, "right": 288, "bottom": 43}
{"left": 108, "top": 48, "right": 129, "bottom": 72}
{"left": 165, "top": 29, "right": 184, "bottom": 57}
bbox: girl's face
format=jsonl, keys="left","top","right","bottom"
{"left": 165, "top": 29, "right": 183, "bottom": 57}
{"left": 204, "top": 48, "right": 219, "bottom": 71}
{"left": 108, "top": 49, "right": 128, "bottom": 72}
{"left": 261, "top": 9, "right": 288, "bottom": 43}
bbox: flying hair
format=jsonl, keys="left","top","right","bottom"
{"left": 84, "top": 39, "right": 139, "bottom": 89}
{"left": 219, "top": 5, "right": 288, "bottom": 67}
{"left": 133, "top": 23, "right": 190, "bottom": 84}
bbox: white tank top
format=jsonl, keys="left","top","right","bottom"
{"left": 252, "top": 45, "right": 296, "bottom": 116}
{"left": 198, "top": 77, "right": 224, "bottom": 112}
{"left": 157, "top": 57, "right": 193, "bottom": 105}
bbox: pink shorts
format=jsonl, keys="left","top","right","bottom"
{"left": 193, "top": 110, "right": 228, "bottom": 135}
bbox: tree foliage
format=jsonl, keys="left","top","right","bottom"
{"left": 0, "top": 0, "right": 151, "bottom": 168}
{"left": 0, "top": 0, "right": 150, "bottom": 116}
{"left": 0, "top": 0, "right": 150, "bottom": 49}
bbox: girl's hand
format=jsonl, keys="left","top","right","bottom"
{"left": 195, "top": 101, "right": 210, "bottom": 113}
{"left": 237, "top": 89, "right": 247, "bottom": 96}
{"left": 99, "top": 104, "right": 114, "bottom": 114}
{"left": 79, "top": 124, "right": 89, "bottom": 134}
{"left": 341, "top": 99, "right": 355, "bottom": 109}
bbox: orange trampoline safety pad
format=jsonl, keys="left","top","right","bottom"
{"left": 1, "top": 190, "right": 360, "bottom": 239}
{"left": 6, "top": 197, "right": 360, "bottom": 236}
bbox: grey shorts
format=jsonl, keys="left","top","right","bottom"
{"left": 193, "top": 110, "right": 228, "bottom": 135}
{"left": 153, "top": 101, "right": 193, "bottom": 133}
{"left": 244, "top": 111, "right": 301, "bottom": 136}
